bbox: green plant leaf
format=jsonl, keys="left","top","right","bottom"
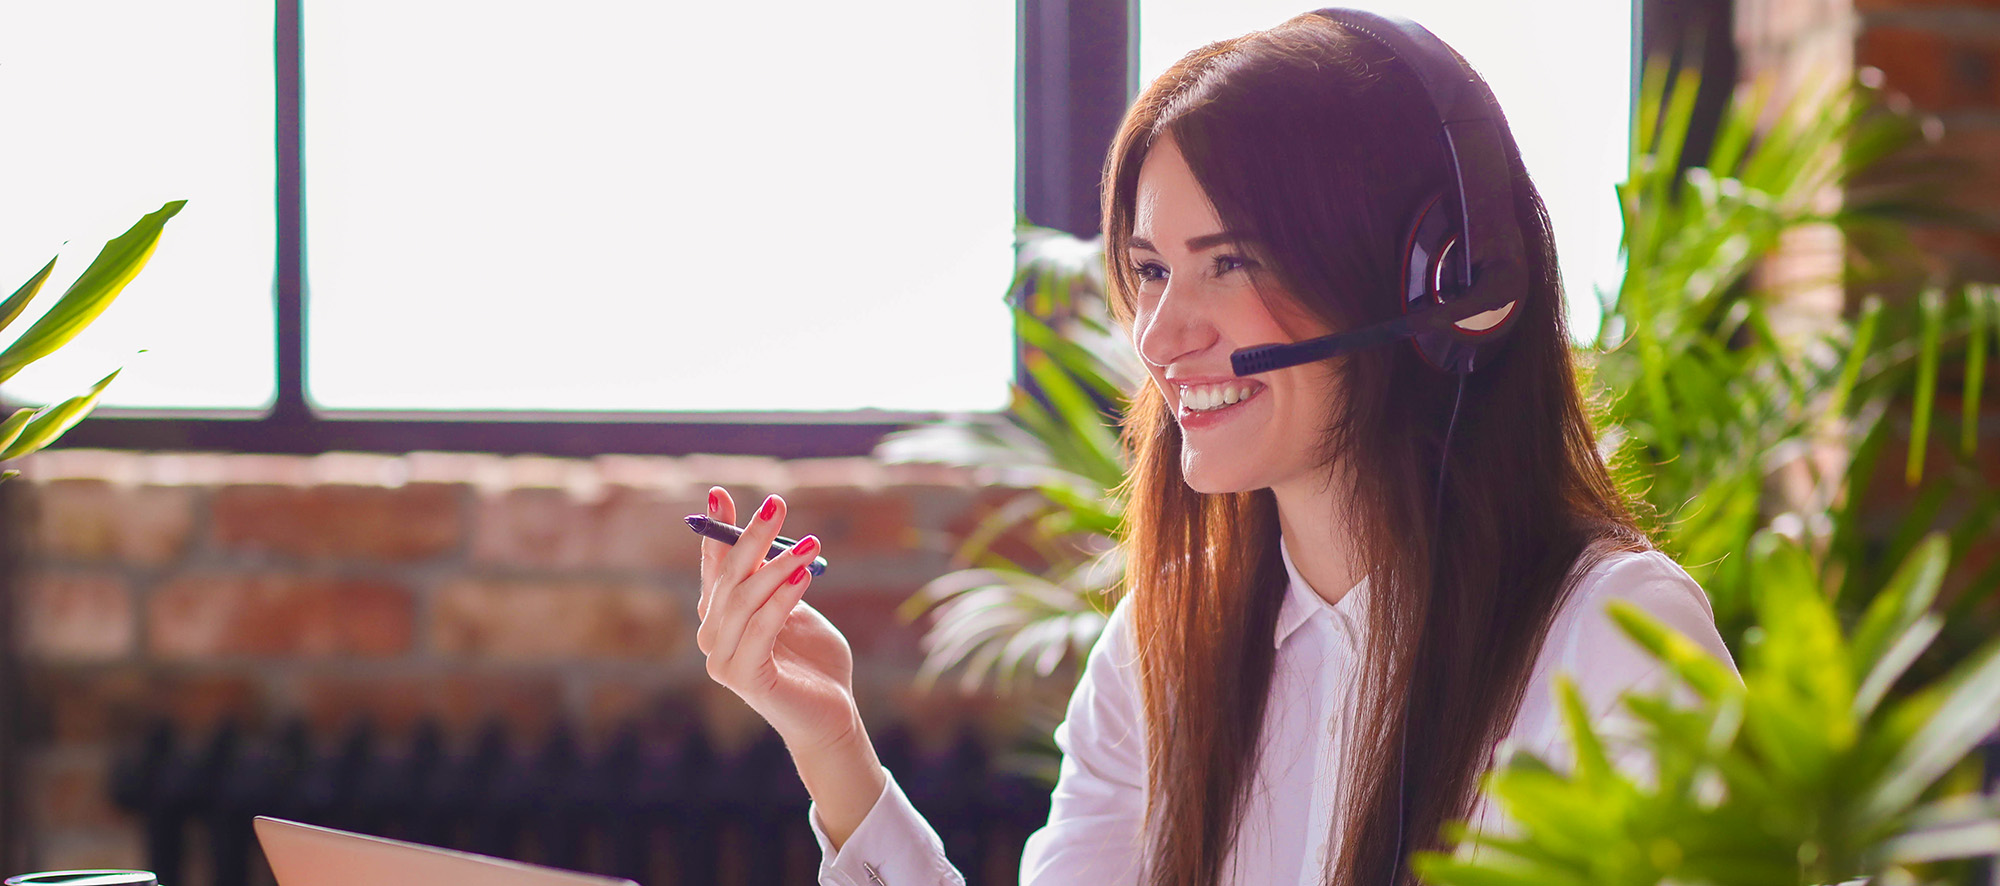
{"left": 0, "top": 407, "right": 38, "bottom": 454}
{"left": 1021, "top": 351, "right": 1124, "bottom": 490}
{"left": 1554, "top": 675, "right": 1614, "bottom": 786}
{"left": 1827, "top": 297, "right": 1883, "bottom": 423}
{"left": 1873, "top": 795, "right": 2000, "bottom": 866}
{"left": 1748, "top": 531, "right": 1852, "bottom": 705}
{"left": 1854, "top": 613, "right": 1942, "bottom": 720}
{"left": 1964, "top": 286, "right": 1989, "bottom": 457}
{"left": 0, "top": 200, "right": 185, "bottom": 384}
{"left": 1849, "top": 533, "right": 1949, "bottom": 674}
{"left": 1905, "top": 286, "right": 1944, "bottom": 486}
{"left": 1863, "top": 638, "right": 2000, "bottom": 822}
{"left": 1606, "top": 601, "right": 1742, "bottom": 704}
{"left": 0, "top": 256, "right": 57, "bottom": 334}
{"left": 0, "top": 368, "right": 121, "bottom": 460}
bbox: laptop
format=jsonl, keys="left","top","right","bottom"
{"left": 253, "top": 816, "right": 639, "bottom": 886}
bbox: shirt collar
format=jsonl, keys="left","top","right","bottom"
{"left": 1275, "top": 533, "right": 1369, "bottom": 650}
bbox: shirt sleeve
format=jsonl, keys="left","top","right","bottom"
{"left": 1016, "top": 593, "right": 1151, "bottom": 884}
{"left": 807, "top": 765, "right": 967, "bottom": 886}
{"left": 801, "top": 595, "right": 1147, "bottom": 886}
{"left": 1467, "top": 551, "right": 1743, "bottom": 849}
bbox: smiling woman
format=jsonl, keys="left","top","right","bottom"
{"left": 693, "top": 8, "right": 1737, "bottom": 886}
{"left": 1125, "top": 134, "right": 1342, "bottom": 496}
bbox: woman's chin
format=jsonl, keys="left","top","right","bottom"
{"left": 1181, "top": 463, "right": 1256, "bottom": 496}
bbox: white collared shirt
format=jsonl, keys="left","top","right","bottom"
{"left": 808, "top": 536, "right": 1740, "bottom": 885}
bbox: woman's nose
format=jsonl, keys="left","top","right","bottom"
{"left": 1135, "top": 281, "right": 1218, "bottom": 371}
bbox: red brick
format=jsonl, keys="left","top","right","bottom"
{"left": 1905, "top": 224, "right": 2000, "bottom": 275}
{"left": 806, "top": 587, "right": 930, "bottom": 667}
{"left": 468, "top": 485, "right": 704, "bottom": 574}
{"left": 18, "top": 667, "right": 263, "bottom": 744}
{"left": 28, "top": 480, "right": 197, "bottom": 565}
{"left": 211, "top": 483, "right": 463, "bottom": 562}
{"left": 148, "top": 572, "right": 414, "bottom": 658}
{"left": 25, "top": 749, "right": 126, "bottom": 829}
{"left": 1858, "top": 25, "right": 2000, "bottom": 111}
{"left": 1933, "top": 126, "right": 2000, "bottom": 200}
{"left": 295, "top": 672, "right": 563, "bottom": 739}
{"left": 782, "top": 486, "right": 917, "bottom": 556}
{"left": 431, "top": 577, "right": 685, "bottom": 661}
{"left": 18, "top": 569, "right": 134, "bottom": 661}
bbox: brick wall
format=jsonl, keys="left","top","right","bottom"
{"left": 1736, "top": 0, "right": 2000, "bottom": 589}
{"left": 1737, "top": 0, "right": 2000, "bottom": 281}
{"left": 1853, "top": 0, "right": 2000, "bottom": 283}
{"left": 4, "top": 449, "right": 1053, "bottom": 873}
{"left": 1736, "top": 0, "right": 2000, "bottom": 294}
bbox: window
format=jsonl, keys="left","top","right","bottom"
{"left": 1, "top": 0, "right": 1025, "bottom": 457}
{"left": 0, "top": 0, "right": 277, "bottom": 411}
{"left": 300, "top": 1, "right": 1015, "bottom": 413}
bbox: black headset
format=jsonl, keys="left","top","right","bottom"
{"left": 1227, "top": 8, "right": 1530, "bottom": 379}
{"left": 1220, "top": 10, "right": 1533, "bottom": 886}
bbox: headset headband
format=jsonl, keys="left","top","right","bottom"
{"left": 1228, "top": 9, "right": 1530, "bottom": 377}
{"left": 1313, "top": 8, "right": 1525, "bottom": 303}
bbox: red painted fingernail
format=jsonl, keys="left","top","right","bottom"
{"left": 793, "top": 535, "right": 819, "bottom": 558}
{"left": 788, "top": 565, "right": 809, "bottom": 585}
{"left": 707, "top": 490, "right": 719, "bottom": 514}
{"left": 759, "top": 496, "right": 778, "bottom": 521}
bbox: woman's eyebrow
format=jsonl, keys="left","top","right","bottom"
{"left": 1128, "top": 232, "right": 1250, "bottom": 253}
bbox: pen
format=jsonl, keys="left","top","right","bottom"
{"left": 683, "top": 514, "right": 828, "bottom": 577}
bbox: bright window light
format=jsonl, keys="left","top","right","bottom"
{"left": 1139, "top": 2, "right": 1631, "bottom": 344}
{"left": 0, "top": 0, "right": 277, "bottom": 411}
{"left": 302, "top": 1, "right": 1017, "bottom": 414}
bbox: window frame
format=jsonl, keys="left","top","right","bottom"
{"left": 34, "top": 0, "right": 1720, "bottom": 459}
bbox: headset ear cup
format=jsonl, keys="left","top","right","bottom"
{"left": 1401, "top": 189, "right": 1518, "bottom": 373}
{"left": 1401, "top": 190, "right": 1457, "bottom": 372}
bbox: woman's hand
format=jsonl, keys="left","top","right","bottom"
{"left": 695, "top": 486, "right": 862, "bottom": 758}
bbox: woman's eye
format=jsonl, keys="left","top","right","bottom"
{"left": 1214, "top": 254, "right": 1252, "bottom": 274}
{"left": 1131, "top": 261, "right": 1167, "bottom": 282}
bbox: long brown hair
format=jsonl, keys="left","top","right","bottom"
{"left": 1099, "top": 14, "right": 1651, "bottom": 886}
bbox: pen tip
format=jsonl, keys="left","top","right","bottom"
{"left": 684, "top": 515, "right": 705, "bottom": 530}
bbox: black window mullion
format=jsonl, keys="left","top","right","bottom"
{"left": 1013, "top": 0, "right": 1134, "bottom": 424}
{"left": 275, "top": 0, "right": 309, "bottom": 426}
{"left": 1019, "top": 0, "right": 1132, "bottom": 241}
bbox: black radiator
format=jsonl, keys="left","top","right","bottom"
{"left": 109, "top": 709, "right": 1052, "bottom": 886}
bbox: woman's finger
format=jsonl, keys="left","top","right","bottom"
{"left": 718, "top": 493, "right": 788, "bottom": 589}
{"left": 734, "top": 553, "right": 815, "bottom": 672}
{"left": 698, "top": 486, "right": 737, "bottom": 623}
{"left": 702, "top": 492, "right": 787, "bottom": 658}
{"left": 713, "top": 532, "right": 819, "bottom": 671}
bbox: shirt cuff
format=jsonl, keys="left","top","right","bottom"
{"left": 807, "top": 764, "right": 967, "bottom": 886}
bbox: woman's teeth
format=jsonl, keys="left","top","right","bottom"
{"left": 1183, "top": 384, "right": 1259, "bottom": 412}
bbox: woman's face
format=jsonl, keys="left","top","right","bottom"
{"left": 1128, "top": 133, "right": 1343, "bottom": 496}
